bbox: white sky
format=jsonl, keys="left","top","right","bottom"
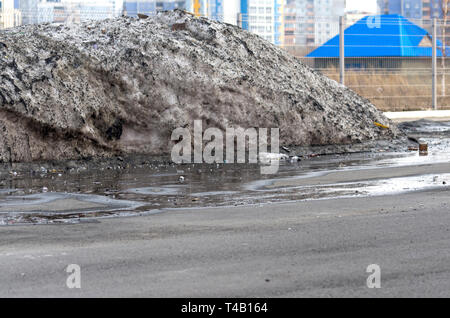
{"left": 346, "top": 0, "right": 378, "bottom": 14}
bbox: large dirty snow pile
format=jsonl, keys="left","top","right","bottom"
{"left": 0, "top": 10, "right": 401, "bottom": 163}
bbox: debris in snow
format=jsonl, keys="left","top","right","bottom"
{"left": 259, "top": 152, "right": 289, "bottom": 165}
{"left": 374, "top": 122, "right": 390, "bottom": 129}
{"left": 138, "top": 13, "right": 149, "bottom": 20}
{"left": 419, "top": 143, "right": 429, "bottom": 156}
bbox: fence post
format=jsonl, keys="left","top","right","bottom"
{"left": 339, "top": 16, "right": 345, "bottom": 85}
{"left": 432, "top": 18, "right": 438, "bottom": 110}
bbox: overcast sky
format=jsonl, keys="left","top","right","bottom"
{"left": 346, "top": 0, "right": 378, "bottom": 13}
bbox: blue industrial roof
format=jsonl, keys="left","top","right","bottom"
{"left": 307, "top": 14, "right": 449, "bottom": 58}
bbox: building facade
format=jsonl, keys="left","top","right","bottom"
{"left": 313, "top": 0, "right": 345, "bottom": 45}
{"left": 123, "top": 0, "right": 206, "bottom": 17}
{"left": 19, "top": 0, "right": 38, "bottom": 24}
{"left": 282, "top": 0, "right": 345, "bottom": 54}
{"left": 240, "top": 0, "right": 285, "bottom": 45}
{"left": 377, "top": 0, "right": 446, "bottom": 19}
{"left": 18, "top": 0, "right": 118, "bottom": 24}
{"left": 208, "top": 0, "right": 240, "bottom": 25}
{"left": 0, "top": 0, "right": 21, "bottom": 28}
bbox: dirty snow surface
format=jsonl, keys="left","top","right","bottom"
{"left": 0, "top": 10, "right": 400, "bottom": 163}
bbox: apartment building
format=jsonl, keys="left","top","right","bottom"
{"left": 377, "top": 0, "right": 446, "bottom": 19}
{"left": 422, "top": 0, "right": 445, "bottom": 19}
{"left": 0, "top": 0, "right": 21, "bottom": 28}
{"left": 240, "top": 0, "right": 285, "bottom": 45}
{"left": 283, "top": 0, "right": 344, "bottom": 50}
{"left": 18, "top": 0, "right": 117, "bottom": 24}
{"left": 123, "top": 0, "right": 206, "bottom": 17}
{"left": 314, "top": 0, "right": 344, "bottom": 45}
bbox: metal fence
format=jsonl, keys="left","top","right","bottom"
{"left": 1, "top": 9, "right": 450, "bottom": 111}
{"left": 285, "top": 15, "right": 450, "bottom": 112}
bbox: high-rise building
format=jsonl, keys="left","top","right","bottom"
{"left": 314, "top": 0, "right": 345, "bottom": 45}
{"left": 209, "top": 0, "right": 240, "bottom": 25}
{"left": 377, "top": 0, "right": 388, "bottom": 14}
{"left": 0, "top": 0, "right": 21, "bottom": 28}
{"left": 284, "top": 0, "right": 315, "bottom": 47}
{"left": 240, "top": 0, "right": 285, "bottom": 45}
{"left": 17, "top": 0, "right": 121, "bottom": 25}
{"left": 390, "top": 0, "right": 423, "bottom": 19}
{"left": 77, "top": 0, "right": 117, "bottom": 21}
{"left": 282, "top": 0, "right": 345, "bottom": 50}
{"left": 19, "top": 0, "right": 39, "bottom": 24}
{"left": 123, "top": 0, "right": 203, "bottom": 17}
{"left": 422, "top": 0, "right": 446, "bottom": 19}
{"left": 29, "top": 0, "right": 117, "bottom": 24}
{"left": 377, "top": 0, "right": 446, "bottom": 20}
{"left": 283, "top": 0, "right": 296, "bottom": 48}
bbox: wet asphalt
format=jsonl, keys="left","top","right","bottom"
{"left": 1, "top": 182, "right": 450, "bottom": 297}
